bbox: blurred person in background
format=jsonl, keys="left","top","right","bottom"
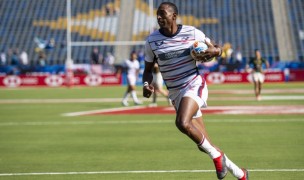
{"left": 38, "top": 51, "right": 46, "bottom": 66}
{"left": 0, "top": 49, "right": 7, "bottom": 65}
{"left": 234, "top": 47, "right": 243, "bottom": 72}
{"left": 150, "top": 63, "right": 171, "bottom": 106}
{"left": 218, "top": 42, "right": 233, "bottom": 72}
{"left": 104, "top": 52, "right": 115, "bottom": 72}
{"left": 117, "top": 51, "right": 142, "bottom": 106}
{"left": 247, "top": 49, "right": 269, "bottom": 101}
{"left": 9, "top": 49, "right": 20, "bottom": 75}
{"left": 90, "top": 47, "right": 103, "bottom": 74}
{"left": 11, "top": 49, "right": 20, "bottom": 66}
{"left": 19, "top": 50, "right": 29, "bottom": 66}
{"left": 34, "top": 37, "right": 55, "bottom": 53}
{"left": 90, "top": 47, "right": 100, "bottom": 64}
{"left": 19, "top": 50, "right": 30, "bottom": 74}
{"left": 142, "top": 2, "right": 248, "bottom": 180}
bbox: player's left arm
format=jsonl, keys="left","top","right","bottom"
{"left": 136, "top": 65, "right": 140, "bottom": 80}
{"left": 194, "top": 29, "right": 222, "bottom": 60}
{"left": 262, "top": 58, "right": 270, "bottom": 73}
{"left": 265, "top": 59, "right": 270, "bottom": 69}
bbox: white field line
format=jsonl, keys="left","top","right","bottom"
{"left": 1, "top": 95, "right": 304, "bottom": 104}
{"left": 0, "top": 169, "right": 303, "bottom": 176}
{"left": 211, "top": 89, "right": 304, "bottom": 94}
{"left": 0, "top": 118, "right": 304, "bottom": 127}
{"left": 0, "top": 98, "right": 123, "bottom": 104}
{"left": 261, "top": 96, "right": 304, "bottom": 100}
{"left": 62, "top": 105, "right": 304, "bottom": 117}
{"left": 62, "top": 106, "right": 147, "bottom": 117}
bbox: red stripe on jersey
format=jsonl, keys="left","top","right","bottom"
{"left": 198, "top": 76, "right": 206, "bottom": 98}
{"left": 179, "top": 74, "right": 199, "bottom": 89}
{"left": 162, "top": 59, "right": 193, "bottom": 71}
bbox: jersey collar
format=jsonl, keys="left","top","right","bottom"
{"left": 159, "top": 24, "right": 182, "bottom": 37}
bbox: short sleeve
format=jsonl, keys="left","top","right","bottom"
{"left": 144, "top": 39, "right": 154, "bottom": 63}
{"left": 136, "top": 61, "right": 140, "bottom": 69}
{"left": 194, "top": 28, "right": 210, "bottom": 43}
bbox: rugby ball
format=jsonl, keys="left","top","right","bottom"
{"left": 190, "top": 41, "right": 212, "bottom": 62}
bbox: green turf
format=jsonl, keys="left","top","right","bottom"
{"left": 0, "top": 83, "right": 304, "bottom": 179}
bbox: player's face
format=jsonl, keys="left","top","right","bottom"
{"left": 156, "top": 5, "right": 176, "bottom": 29}
{"left": 255, "top": 51, "right": 261, "bottom": 59}
{"left": 131, "top": 53, "right": 137, "bottom": 60}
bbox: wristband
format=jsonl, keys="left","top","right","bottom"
{"left": 143, "top": 81, "right": 149, "bottom": 87}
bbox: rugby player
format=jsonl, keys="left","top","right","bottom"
{"left": 150, "top": 63, "right": 171, "bottom": 106}
{"left": 119, "top": 51, "right": 142, "bottom": 106}
{"left": 248, "top": 49, "right": 269, "bottom": 101}
{"left": 142, "top": 2, "right": 248, "bottom": 179}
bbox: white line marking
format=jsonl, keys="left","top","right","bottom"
{"left": 0, "top": 98, "right": 123, "bottom": 104}
{"left": 62, "top": 105, "right": 304, "bottom": 117}
{"left": 0, "top": 120, "right": 172, "bottom": 126}
{"left": 62, "top": 106, "right": 146, "bottom": 117}
{"left": 0, "top": 169, "right": 303, "bottom": 176}
{"left": 0, "top": 119, "right": 303, "bottom": 127}
{"left": 262, "top": 96, "right": 304, "bottom": 100}
{"left": 1, "top": 95, "right": 304, "bottom": 104}
{"left": 211, "top": 89, "right": 304, "bottom": 94}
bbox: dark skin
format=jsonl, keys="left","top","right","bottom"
{"left": 252, "top": 50, "right": 269, "bottom": 99}
{"left": 143, "top": 4, "right": 221, "bottom": 144}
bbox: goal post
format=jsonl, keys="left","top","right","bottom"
{"left": 65, "top": 0, "right": 73, "bottom": 87}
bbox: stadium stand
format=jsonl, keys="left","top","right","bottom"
{"left": 0, "top": 0, "right": 303, "bottom": 75}
{"left": 288, "top": 0, "right": 304, "bottom": 62}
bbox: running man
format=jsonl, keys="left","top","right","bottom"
{"left": 248, "top": 49, "right": 269, "bottom": 101}
{"left": 142, "top": 2, "right": 248, "bottom": 180}
{"left": 118, "top": 51, "right": 142, "bottom": 106}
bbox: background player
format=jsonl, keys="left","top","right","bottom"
{"left": 248, "top": 49, "right": 269, "bottom": 101}
{"left": 150, "top": 63, "right": 171, "bottom": 106}
{"left": 117, "top": 51, "right": 142, "bottom": 106}
{"left": 142, "top": 2, "right": 248, "bottom": 180}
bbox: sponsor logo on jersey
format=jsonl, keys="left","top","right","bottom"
{"left": 158, "top": 49, "right": 190, "bottom": 61}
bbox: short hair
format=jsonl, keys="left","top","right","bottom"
{"left": 159, "top": 2, "right": 178, "bottom": 15}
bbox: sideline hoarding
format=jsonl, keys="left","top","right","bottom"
{"left": 1, "top": 70, "right": 303, "bottom": 88}
{"left": 0, "top": 74, "right": 121, "bottom": 88}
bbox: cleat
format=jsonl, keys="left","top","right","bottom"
{"left": 238, "top": 168, "right": 249, "bottom": 180}
{"left": 122, "top": 101, "right": 129, "bottom": 106}
{"left": 213, "top": 153, "right": 228, "bottom": 179}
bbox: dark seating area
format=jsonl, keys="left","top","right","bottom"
{"left": 0, "top": 0, "right": 303, "bottom": 75}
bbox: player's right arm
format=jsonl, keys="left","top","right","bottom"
{"left": 143, "top": 39, "right": 155, "bottom": 98}
{"left": 142, "top": 61, "right": 155, "bottom": 98}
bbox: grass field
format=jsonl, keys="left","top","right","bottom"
{"left": 0, "top": 82, "right": 304, "bottom": 179}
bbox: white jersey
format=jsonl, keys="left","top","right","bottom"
{"left": 145, "top": 25, "right": 208, "bottom": 91}
{"left": 123, "top": 59, "right": 140, "bottom": 77}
